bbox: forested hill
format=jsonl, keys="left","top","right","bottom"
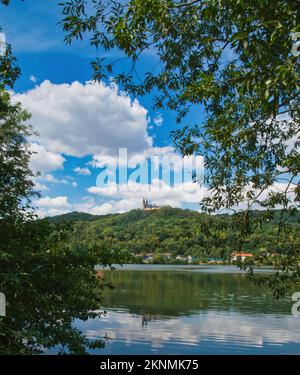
{"left": 47, "top": 211, "right": 102, "bottom": 222}
{"left": 47, "top": 208, "right": 300, "bottom": 261}
{"left": 48, "top": 208, "right": 300, "bottom": 224}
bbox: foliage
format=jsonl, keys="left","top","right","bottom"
{"left": 47, "top": 211, "right": 102, "bottom": 222}
{"left": 55, "top": 207, "right": 300, "bottom": 298}
{"left": 0, "top": 87, "right": 114, "bottom": 353}
{"left": 0, "top": 42, "right": 20, "bottom": 88}
{"left": 0, "top": 90, "right": 36, "bottom": 221}
{"left": 0, "top": 4, "right": 112, "bottom": 352}
{"left": 0, "top": 0, "right": 20, "bottom": 88}
{"left": 0, "top": 219, "right": 108, "bottom": 354}
{"left": 59, "top": 0, "right": 300, "bottom": 293}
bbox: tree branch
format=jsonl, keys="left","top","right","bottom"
{"left": 171, "top": 0, "right": 202, "bottom": 9}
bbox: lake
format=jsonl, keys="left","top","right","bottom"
{"left": 75, "top": 265, "right": 300, "bottom": 354}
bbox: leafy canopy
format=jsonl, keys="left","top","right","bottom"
{"left": 0, "top": 0, "right": 113, "bottom": 353}
{"left": 0, "top": 85, "right": 110, "bottom": 354}
{"left": 60, "top": 0, "right": 299, "bottom": 212}
{"left": 59, "top": 0, "right": 300, "bottom": 293}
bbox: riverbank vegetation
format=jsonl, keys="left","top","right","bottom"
{"left": 49, "top": 208, "right": 300, "bottom": 268}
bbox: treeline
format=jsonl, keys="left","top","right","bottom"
{"left": 48, "top": 208, "right": 300, "bottom": 262}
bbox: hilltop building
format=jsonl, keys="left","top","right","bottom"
{"left": 142, "top": 198, "right": 160, "bottom": 211}
{"left": 142, "top": 198, "right": 172, "bottom": 211}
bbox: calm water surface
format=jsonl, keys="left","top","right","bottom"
{"left": 76, "top": 265, "right": 300, "bottom": 354}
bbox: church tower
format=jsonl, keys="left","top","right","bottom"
{"left": 142, "top": 197, "right": 147, "bottom": 209}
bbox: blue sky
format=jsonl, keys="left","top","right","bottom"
{"left": 0, "top": 0, "right": 205, "bottom": 216}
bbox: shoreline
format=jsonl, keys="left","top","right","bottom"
{"left": 96, "top": 263, "right": 275, "bottom": 274}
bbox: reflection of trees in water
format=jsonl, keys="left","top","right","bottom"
{"left": 141, "top": 313, "right": 160, "bottom": 328}
{"left": 102, "top": 271, "right": 291, "bottom": 318}
{"left": 142, "top": 314, "right": 152, "bottom": 328}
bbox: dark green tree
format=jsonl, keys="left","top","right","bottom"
{"left": 0, "top": 2, "right": 111, "bottom": 353}
{"left": 0, "top": 91, "right": 36, "bottom": 221}
{"left": 0, "top": 87, "right": 109, "bottom": 354}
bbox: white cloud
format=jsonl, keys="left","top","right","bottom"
{"left": 153, "top": 113, "right": 163, "bottom": 127}
{"left": 42, "top": 174, "right": 58, "bottom": 183}
{"left": 29, "top": 143, "right": 65, "bottom": 173}
{"left": 29, "top": 75, "right": 38, "bottom": 83}
{"left": 33, "top": 181, "right": 49, "bottom": 191}
{"left": 36, "top": 208, "right": 71, "bottom": 218}
{"left": 34, "top": 178, "right": 299, "bottom": 218}
{"left": 73, "top": 198, "right": 142, "bottom": 216}
{"left": 81, "top": 310, "right": 300, "bottom": 353}
{"left": 14, "top": 80, "right": 207, "bottom": 213}
{"left": 13, "top": 80, "right": 152, "bottom": 158}
{"left": 90, "top": 146, "right": 183, "bottom": 169}
{"left": 74, "top": 167, "right": 91, "bottom": 176}
{"left": 34, "top": 196, "right": 71, "bottom": 209}
{"left": 87, "top": 179, "right": 206, "bottom": 206}
{"left": 34, "top": 197, "right": 133, "bottom": 217}
{"left": 80, "top": 202, "right": 114, "bottom": 216}
{"left": 42, "top": 174, "right": 77, "bottom": 187}
{"left": 232, "top": 182, "right": 299, "bottom": 211}
{"left": 0, "top": 32, "right": 6, "bottom": 57}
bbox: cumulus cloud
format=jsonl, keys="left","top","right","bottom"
{"left": 74, "top": 167, "right": 91, "bottom": 176}
{"left": 13, "top": 80, "right": 152, "bottom": 158}
{"left": 35, "top": 178, "right": 296, "bottom": 218}
{"left": 34, "top": 196, "right": 135, "bottom": 217}
{"left": 33, "top": 181, "right": 49, "bottom": 191}
{"left": 41, "top": 174, "right": 70, "bottom": 185}
{"left": 74, "top": 197, "right": 154, "bottom": 216}
{"left": 89, "top": 145, "right": 197, "bottom": 170}
{"left": 36, "top": 208, "right": 71, "bottom": 218}
{"left": 32, "top": 173, "right": 77, "bottom": 192}
{"left": 88, "top": 179, "right": 206, "bottom": 205}
{"left": 14, "top": 80, "right": 206, "bottom": 214}
{"left": 34, "top": 196, "right": 71, "bottom": 209}
{"left": 29, "top": 143, "right": 65, "bottom": 173}
{"left": 42, "top": 174, "right": 59, "bottom": 183}
{"left": 232, "top": 181, "right": 299, "bottom": 211}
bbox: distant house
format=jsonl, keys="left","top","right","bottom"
{"left": 144, "top": 252, "right": 154, "bottom": 263}
{"left": 175, "top": 255, "right": 194, "bottom": 263}
{"left": 231, "top": 252, "right": 254, "bottom": 262}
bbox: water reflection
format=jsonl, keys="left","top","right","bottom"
{"left": 142, "top": 314, "right": 156, "bottom": 328}
{"left": 77, "top": 310, "right": 300, "bottom": 354}
{"left": 101, "top": 269, "right": 291, "bottom": 316}
{"left": 74, "top": 268, "right": 300, "bottom": 354}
